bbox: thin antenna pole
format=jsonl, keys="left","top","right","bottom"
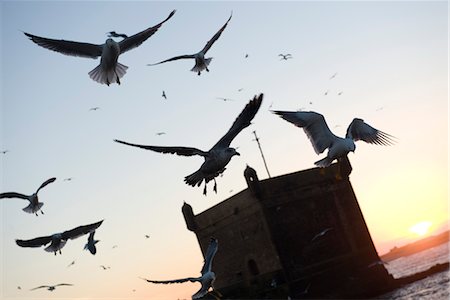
{"left": 252, "top": 130, "right": 271, "bottom": 178}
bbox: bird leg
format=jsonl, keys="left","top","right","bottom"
{"left": 35, "top": 212, "right": 39, "bottom": 216}
{"left": 206, "top": 67, "right": 210, "bottom": 72}
{"left": 59, "top": 250, "right": 62, "bottom": 255}
{"left": 213, "top": 179, "right": 217, "bottom": 193}
{"left": 106, "top": 78, "right": 110, "bottom": 86}
{"left": 115, "top": 72, "right": 121, "bottom": 85}
{"left": 40, "top": 210, "right": 44, "bottom": 215}
{"left": 203, "top": 182, "right": 208, "bottom": 195}
{"left": 198, "top": 71, "right": 201, "bottom": 76}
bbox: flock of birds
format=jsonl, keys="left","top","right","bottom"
{"left": 2, "top": 8, "right": 397, "bottom": 299}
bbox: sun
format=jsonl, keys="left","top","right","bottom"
{"left": 409, "top": 221, "right": 432, "bottom": 236}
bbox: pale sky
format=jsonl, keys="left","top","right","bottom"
{"left": 1, "top": 1, "right": 448, "bottom": 299}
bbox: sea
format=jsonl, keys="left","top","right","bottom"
{"left": 374, "top": 242, "right": 449, "bottom": 299}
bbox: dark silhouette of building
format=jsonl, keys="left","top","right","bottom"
{"left": 182, "top": 158, "right": 396, "bottom": 298}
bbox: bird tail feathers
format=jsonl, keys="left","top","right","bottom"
{"left": 314, "top": 157, "right": 334, "bottom": 168}
{"left": 190, "top": 58, "right": 212, "bottom": 73}
{"left": 184, "top": 170, "right": 205, "bottom": 187}
{"left": 88, "top": 62, "right": 128, "bottom": 86}
{"left": 22, "top": 202, "right": 43, "bottom": 214}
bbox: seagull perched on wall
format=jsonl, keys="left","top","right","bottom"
{"left": 272, "top": 110, "right": 396, "bottom": 167}
{"left": 30, "top": 283, "right": 73, "bottom": 292}
{"left": 141, "top": 237, "right": 220, "bottom": 299}
{"left": 0, "top": 177, "right": 56, "bottom": 216}
{"left": 84, "top": 230, "right": 100, "bottom": 255}
{"left": 16, "top": 220, "right": 103, "bottom": 255}
{"left": 115, "top": 94, "right": 262, "bottom": 195}
{"left": 23, "top": 10, "right": 175, "bottom": 86}
{"left": 148, "top": 12, "right": 232, "bottom": 75}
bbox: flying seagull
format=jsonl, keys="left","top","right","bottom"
{"left": 141, "top": 237, "right": 220, "bottom": 299}
{"left": 279, "top": 53, "right": 292, "bottom": 60}
{"left": 63, "top": 177, "right": 73, "bottom": 181}
{"left": 115, "top": 94, "right": 263, "bottom": 195}
{"left": 148, "top": 12, "right": 232, "bottom": 75}
{"left": 100, "top": 265, "right": 111, "bottom": 270}
{"left": 30, "top": 283, "right": 73, "bottom": 292}
{"left": 272, "top": 110, "right": 396, "bottom": 167}
{"left": 1, "top": 150, "right": 9, "bottom": 154}
{"left": 16, "top": 220, "right": 103, "bottom": 255}
{"left": 329, "top": 72, "right": 338, "bottom": 80}
{"left": 24, "top": 10, "right": 176, "bottom": 86}
{"left": 0, "top": 177, "right": 56, "bottom": 215}
{"left": 216, "top": 97, "right": 235, "bottom": 102}
{"left": 162, "top": 90, "right": 167, "bottom": 99}
{"left": 84, "top": 230, "right": 100, "bottom": 255}
{"left": 107, "top": 31, "right": 128, "bottom": 39}
{"left": 67, "top": 260, "right": 75, "bottom": 268}
{"left": 89, "top": 107, "right": 100, "bottom": 111}
{"left": 156, "top": 132, "right": 166, "bottom": 136}
{"left": 145, "top": 234, "right": 150, "bottom": 239}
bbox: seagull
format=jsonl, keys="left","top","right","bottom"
{"left": 148, "top": 12, "right": 232, "bottom": 75}
{"left": 17, "top": 286, "right": 22, "bottom": 290}
{"left": 112, "top": 245, "right": 118, "bottom": 249}
{"left": 84, "top": 230, "right": 100, "bottom": 255}
{"left": 324, "top": 90, "right": 329, "bottom": 96}
{"left": 244, "top": 53, "right": 249, "bottom": 58}
{"left": 107, "top": 31, "right": 128, "bottom": 39}
{"left": 237, "top": 88, "right": 244, "bottom": 92}
{"left": 216, "top": 97, "right": 234, "bottom": 102}
{"left": 337, "top": 91, "right": 343, "bottom": 96}
{"left": 100, "top": 265, "right": 111, "bottom": 270}
{"left": 145, "top": 234, "right": 150, "bottom": 239}
{"left": 16, "top": 220, "right": 103, "bottom": 255}
{"left": 278, "top": 53, "right": 292, "bottom": 60}
{"left": 162, "top": 90, "right": 167, "bottom": 99}
{"left": 1, "top": 150, "right": 9, "bottom": 154}
{"left": 141, "top": 237, "right": 219, "bottom": 299}
{"left": 67, "top": 260, "right": 75, "bottom": 268}
{"left": 272, "top": 110, "right": 396, "bottom": 167}
{"left": 311, "top": 228, "right": 333, "bottom": 242}
{"left": 30, "top": 283, "right": 73, "bottom": 292}
{"left": 24, "top": 10, "right": 176, "bottom": 86}
{"left": 63, "top": 177, "right": 73, "bottom": 181}
{"left": 329, "top": 72, "right": 338, "bottom": 79}
{"left": 89, "top": 107, "right": 100, "bottom": 111}
{"left": 115, "top": 94, "right": 263, "bottom": 195}
{"left": 156, "top": 132, "right": 166, "bottom": 136}
{"left": 0, "top": 177, "right": 56, "bottom": 215}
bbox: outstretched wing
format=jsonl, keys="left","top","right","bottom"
{"left": 30, "top": 285, "right": 50, "bottom": 291}
{"left": 140, "top": 276, "right": 199, "bottom": 284}
{"left": 200, "top": 238, "right": 218, "bottom": 275}
{"left": 272, "top": 110, "right": 339, "bottom": 154}
{"left": 36, "top": 177, "right": 56, "bottom": 193}
{"left": 23, "top": 32, "right": 102, "bottom": 58}
{"left": 201, "top": 12, "right": 232, "bottom": 54}
{"left": 16, "top": 236, "right": 52, "bottom": 248}
{"left": 211, "top": 94, "right": 263, "bottom": 150}
{"left": 119, "top": 10, "right": 176, "bottom": 54}
{"left": 54, "top": 283, "right": 74, "bottom": 287}
{"left": 61, "top": 220, "right": 104, "bottom": 240}
{"left": 147, "top": 54, "right": 196, "bottom": 66}
{"left": 114, "top": 139, "right": 208, "bottom": 157}
{"left": 346, "top": 118, "right": 396, "bottom": 145}
{"left": 0, "top": 192, "right": 29, "bottom": 200}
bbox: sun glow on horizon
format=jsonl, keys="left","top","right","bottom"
{"left": 409, "top": 221, "right": 433, "bottom": 237}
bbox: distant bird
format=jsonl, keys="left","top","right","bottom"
{"left": 162, "top": 90, "right": 167, "bottom": 100}
{"left": 324, "top": 90, "right": 329, "bottom": 96}
{"left": 24, "top": 10, "right": 176, "bottom": 86}
{"left": 237, "top": 88, "right": 244, "bottom": 92}
{"left": 337, "top": 91, "right": 343, "bottom": 96}
{"left": 84, "top": 230, "right": 100, "bottom": 255}
{"left": 148, "top": 13, "right": 232, "bottom": 75}
{"left": 89, "top": 107, "right": 100, "bottom": 111}
{"left": 272, "top": 110, "right": 396, "bottom": 167}
{"left": 17, "top": 286, "right": 21, "bottom": 290}
{"left": 0, "top": 177, "right": 56, "bottom": 215}
{"left": 216, "top": 97, "right": 234, "bottom": 102}
{"left": 244, "top": 53, "right": 249, "bottom": 58}
{"left": 100, "top": 265, "right": 111, "bottom": 270}
{"left": 1, "top": 150, "right": 9, "bottom": 154}
{"left": 329, "top": 72, "right": 338, "bottom": 79}
{"left": 63, "top": 177, "right": 73, "bottom": 181}
{"left": 30, "top": 283, "right": 73, "bottom": 292}
{"left": 141, "top": 237, "right": 219, "bottom": 299}
{"left": 16, "top": 220, "right": 103, "bottom": 255}
{"left": 107, "top": 31, "right": 128, "bottom": 39}
{"left": 156, "top": 132, "right": 166, "bottom": 136}
{"left": 278, "top": 53, "right": 292, "bottom": 60}
{"left": 145, "top": 234, "right": 150, "bottom": 239}
{"left": 67, "top": 260, "right": 75, "bottom": 268}
{"left": 112, "top": 245, "right": 118, "bottom": 249}
{"left": 115, "top": 94, "right": 263, "bottom": 195}
{"left": 311, "top": 228, "right": 333, "bottom": 242}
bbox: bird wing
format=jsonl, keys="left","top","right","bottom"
{"left": 115, "top": 139, "right": 208, "bottom": 157}
{"left": 346, "top": 118, "right": 396, "bottom": 145}
{"left": 54, "top": 283, "right": 73, "bottom": 287}
{"left": 36, "top": 177, "right": 56, "bottom": 193}
{"left": 192, "top": 283, "right": 211, "bottom": 299}
{"left": 16, "top": 236, "right": 52, "bottom": 248}
{"left": 211, "top": 94, "right": 263, "bottom": 150}
{"left": 272, "top": 110, "right": 339, "bottom": 154}
{"left": 87, "top": 230, "right": 95, "bottom": 243}
{"left": 147, "top": 54, "right": 196, "bottom": 66}
{"left": 61, "top": 220, "right": 104, "bottom": 240}
{"left": 0, "top": 192, "right": 29, "bottom": 200}
{"left": 23, "top": 32, "right": 102, "bottom": 58}
{"left": 201, "top": 13, "right": 232, "bottom": 54}
{"left": 200, "top": 238, "right": 218, "bottom": 275}
{"left": 30, "top": 285, "right": 50, "bottom": 291}
{"left": 140, "top": 276, "right": 199, "bottom": 284}
{"left": 119, "top": 10, "right": 176, "bottom": 54}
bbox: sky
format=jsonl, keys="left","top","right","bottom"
{"left": 0, "top": 0, "right": 448, "bottom": 299}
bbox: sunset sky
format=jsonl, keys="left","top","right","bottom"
{"left": 1, "top": 1, "right": 448, "bottom": 299}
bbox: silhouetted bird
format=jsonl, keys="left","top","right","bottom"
{"left": 156, "top": 132, "right": 166, "bottom": 136}
{"left": 67, "top": 260, "right": 75, "bottom": 268}
{"left": 24, "top": 10, "right": 175, "bottom": 85}
{"left": 141, "top": 237, "right": 220, "bottom": 299}
{"left": 244, "top": 53, "right": 249, "bottom": 58}
{"left": 278, "top": 53, "right": 292, "bottom": 60}
{"left": 84, "top": 230, "right": 100, "bottom": 255}
{"left": 107, "top": 31, "right": 128, "bottom": 39}
{"left": 162, "top": 90, "right": 167, "bottom": 99}
{"left": 100, "top": 265, "right": 111, "bottom": 270}
{"left": 30, "top": 284, "right": 73, "bottom": 292}
{"left": 145, "top": 234, "right": 150, "bottom": 239}
{"left": 237, "top": 88, "right": 244, "bottom": 92}
{"left": 216, "top": 97, "right": 234, "bottom": 102}
{"left": 0, "top": 177, "right": 56, "bottom": 215}
{"left": 63, "top": 177, "right": 73, "bottom": 181}
{"left": 272, "top": 110, "right": 396, "bottom": 167}
{"left": 1, "top": 150, "right": 9, "bottom": 154}
{"left": 89, "top": 107, "right": 100, "bottom": 111}
{"left": 324, "top": 90, "right": 329, "bottom": 96}
{"left": 115, "top": 94, "right": 263, "bottom": 195}
{"left": 329, "top": 72, "right": 338, "bottom": 79}
{"left": 16, "top": 220, "right": 103, "bottom": 255}
{"left": 148, "top": 13, "right": 232, "bottom": 75}
{"left": 337, "top": 91, "right": 343, "bottom": 96}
